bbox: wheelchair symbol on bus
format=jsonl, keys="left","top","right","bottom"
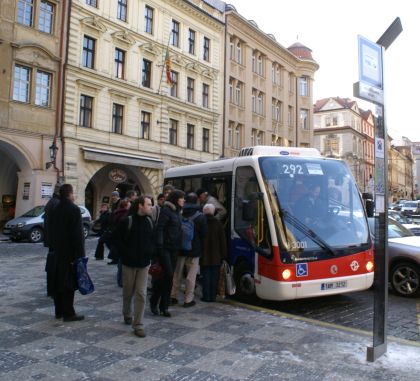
{"left": 296, "top": 263, "right": 308, "bottom": 277}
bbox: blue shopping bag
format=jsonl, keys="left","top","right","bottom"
{"left": 74, "top": 257, "right": 94, "bottom": 295}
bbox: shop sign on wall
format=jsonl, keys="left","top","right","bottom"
{"left": 109, "top": 169, "right": 127, "bottom": 183}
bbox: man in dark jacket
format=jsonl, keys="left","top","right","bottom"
{"left": 201, "top": 203, "right": 227, "bottom": 302}
{"left": 171, "top": 193, "right": 207, "bottom": 308}
{"left": 113, "top": 196, "right": 154, "bottom": 338}
{"left": 44, "top": 184, "right": 60, "bottom": 297}
{"left": 51, "top": 184, "right": 85, "bottom": 322}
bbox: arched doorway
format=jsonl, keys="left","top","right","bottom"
{"left": 85, "top": 164, "right": 150, "bottom": 219}
{"left": 0, "top": 140, "right": 32, "bottom": 224}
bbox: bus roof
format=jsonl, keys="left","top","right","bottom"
{"left": 239, "top": 146, "right": 321, "bottom": 157}
{"left": 165, "top": 146, "right": 322, "bottom": 178}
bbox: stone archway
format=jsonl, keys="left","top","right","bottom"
{"left": 0, "top": 139, "right": 34, "bottom": 220}
{"left": 82, "top": 163, "right": 156, "bottom": 218}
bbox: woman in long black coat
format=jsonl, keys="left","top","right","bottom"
{"left": 150, "top": 189, "right": 185, "bottom": 316}
{"left": 50, "top": 184, "right": 85, "bottom": 321}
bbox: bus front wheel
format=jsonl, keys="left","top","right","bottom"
{"left": 234, "top": 261, "right": 256, "bottom": 300}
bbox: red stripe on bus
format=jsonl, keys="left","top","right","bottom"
{"left": 258, "top": 246, "right": 374, "bottom": 282}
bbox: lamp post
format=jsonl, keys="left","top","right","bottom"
{"left": 46, "top": 142, "right": 59, "bottom": 170}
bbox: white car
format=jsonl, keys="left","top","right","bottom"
{"left": 388, "top": 210, "right": 420, "bottom": 236}
{"left": 3, "top": 205, "right": 91, "bottom": 243}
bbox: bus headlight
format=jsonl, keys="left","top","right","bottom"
{"left": 366, "top": 261, "right": 374, "bottom": 272}
{"left": 282, "top": 269, "right": 292, "bottom": 280}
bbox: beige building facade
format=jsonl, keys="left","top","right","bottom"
{"left": 0, "top": 0, "right": 66, "bottom": 221}
{"left": 63, "top": 0, "right": 224, "bottom": 216}
{"left": 313, "top": 97, "right": 374, "bottom": 192}
{"left": 223, "top": 7, "right": 319, "bottom": 158}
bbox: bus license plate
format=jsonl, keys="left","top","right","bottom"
{"left": 321, "top": 281, "right": 347, "bottom": 291}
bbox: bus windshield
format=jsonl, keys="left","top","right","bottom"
{"left": 259, "top": 157, "right": 370, "bottom": 263}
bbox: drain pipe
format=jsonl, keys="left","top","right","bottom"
{"left": 52, "top": 0, "right": 68, "bottom": 183}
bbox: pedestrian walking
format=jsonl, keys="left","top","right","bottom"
{"left": 50, "top": 184, "right": 85, "bottom": 322}
{"left": 110, "top": 190, "right": 121, "bottom": 212}
{"left": 151, "top": 193, "right": 165, "bottom": 225}
{"left": 44, "top": 183, "right": 60, "bottom": 297}
{"left": 200, "top": 203, "right": 227, "bottom": 302}
{"left": 111, "top": 200, "right": 131, "bottom": 286}
{"left": 171, "top": 193, "right": 207, "bottom": 307}
{"left": 94, "top": 203, "right": 111, "bottom": 260}
{"left": 113, "top": 196, "right": 155, "bottom": 338}
{"left": 150, "top": 189, "right": 185, "bottom": 317}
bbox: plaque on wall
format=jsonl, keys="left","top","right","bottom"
{"left": 108, "top": 168, "right": 127, "bottom": 183}
{"left": 41, "top": 182, "right": 53, "bottom": 199}
{"left": 23, "top": 182, "right": 30, "bottom": 200}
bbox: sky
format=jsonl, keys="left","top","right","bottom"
{"left": 231, "top": 0, "right": 419, "bottom": 142}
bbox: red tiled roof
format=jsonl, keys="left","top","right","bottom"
{"left": 287, "top": 42, "right": 314, "bottom": 60}
{"left": 313, "top": 97, "right": 356, "bottom": 112}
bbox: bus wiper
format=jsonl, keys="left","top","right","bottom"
{"left": 280, "top": 209, "right": 336, "bottom": 257}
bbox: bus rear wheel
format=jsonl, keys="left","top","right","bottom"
{"left": 234, "top": 261, "right": 256, "bottom": 301}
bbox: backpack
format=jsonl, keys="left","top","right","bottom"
{"left": 181, "top": 211, "right": 200, "bottom": 251}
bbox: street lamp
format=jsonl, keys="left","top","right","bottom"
{"left": 49, "top": 142, "right": 58, "bottom": 162}
{"left": 46, "top": 142, "right": 58, "bottom": 170}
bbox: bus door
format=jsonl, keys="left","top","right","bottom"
{"left": 201, "top": 174, "right": 232, "bottom": 235}
{"left": 233, "top": 166, "right": 272, "bottom": 296}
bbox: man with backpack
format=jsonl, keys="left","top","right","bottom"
{"left": 170, "top": 193, "right": 207, "bottom": 307}
{"left": 113, "top": 196, "right": 155, "bottom": 338}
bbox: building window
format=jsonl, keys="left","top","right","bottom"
{"left": 251, "top": 90, "right": 256, "bottom": 113}
{"left": 257, "top": 93, "right": 263, "bottom": 115}
{"left": 300, "top": 76, "right": 308, "bottom": 96}
{"left": 256, "top": 131, "right": 263, "bottom": 145}
{"left": 17, "top": 0, "right": 33, "bottom": 27}
{"left": 170, "top": 71, "right": 178, "bottom": 97}
{"left": 257, "top": 55, "right": 263, "bottom": 75}
{"left": 169, "top": 119, "right": 178, "bottom": 145}
{"left": 202, "top": 128, "right": 210, "bottom": 152}
{"left": 228, "top": 122, "right": 233, "bottom": 147}
{"left": 114, "top": 48, "right": 125, "bottom": 79}
{"left": 80, "top": 94, "right": 93, "bottom": 128}
{"left": 236, "top": 42, "right": 242, "bottom": 64}
{"left": 187, "top": 77, "right": 194, "bottom": 103}
{"left": 187, "top": 123, "right": 194, "bottom": 149}
{"left": 188, "top": 29, "right": 195, "bottom": 55}
{"left": 86, "top": 0, "right": 97, "bottom": 7}
{"left": 144, "top": 5, "right": 153, "bottom": 34}
{"left": 235, "top": 83, "right": 241, "bottom": 106}
{"left": 171, "top": 20, "right": 179, "bottom": 47}
{"left": 117, "top": 0, "right": 127, "bottom": 22}
{"left": 82, "top": 35, "right": 95, "bottom": 69}
{"left": 13, "top": 65, "right": 31, "bottom": 103}
{"left": 229, "top": 78, "right": 234, "bottom": 103}
{"left": 252, "top": 52, "right": 256, "bottom": 72}
{"left": 202, "top": 83, "right": 209, "bottom": 108}
{"left": 235, "top": 125, "right": 241, "bottom": 149}
{"left": 301, "top": 109, "right": 309, "bottom": 129}
{"left": 39, "top": 1, "right": 54, "bottom": 34}
{"left": 35, "top": 70, "right": 51, "bottom": 107}
{"left": 203, "top": 37, "right": 210, "bottom": 61}
{"left": 140, "top": 111, "right": 150, "bottom": 139}
{"left": 112, "top": 103, "right": 124, "bottom": 134}
{"left": 142, "top": 59, "right": 152, "bottom": 88}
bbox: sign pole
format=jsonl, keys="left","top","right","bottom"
{"left": 353, "top": 18, "right": 402, "bottom": 362}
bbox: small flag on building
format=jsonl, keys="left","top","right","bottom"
{"left": 165, "top": 47, "right": 173, "bottom": 86}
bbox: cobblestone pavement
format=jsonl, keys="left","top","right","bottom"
{"left": 259, "top": 289, "right": 420, "bottom": 342}
{"left": 1, "top": 238, "right": 420, "bottom": 380}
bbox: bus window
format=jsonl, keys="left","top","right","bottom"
{"left": 234, "top": 166, "right": 271, "bottom": 257}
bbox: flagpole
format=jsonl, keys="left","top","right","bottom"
{"left": 158, "top": 32, "right": 172, "bottom": 95}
